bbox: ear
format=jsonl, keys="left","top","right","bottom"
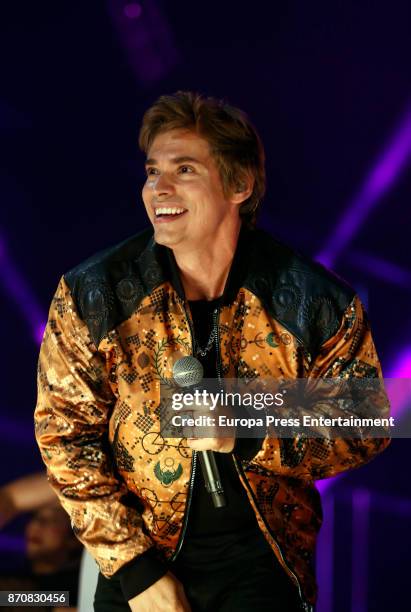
{"left": 230, "top": 175, "right": 254, "bottom": 205}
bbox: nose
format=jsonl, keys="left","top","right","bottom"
{"left": 150, "top": 172, "right": 175, "bottom": 198}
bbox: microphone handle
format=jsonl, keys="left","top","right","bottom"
{"left": 198, "top": 450, "right": 226, "bottom": 508}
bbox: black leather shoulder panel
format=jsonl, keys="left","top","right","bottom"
{"left": 63, "top": 228, "right": 165, "bottom": 347}
{"left": 62, "top": 225, "right": 356, "bottom": 356}
{"left": 243, "top": 229, "right": 356, "bottom": 356}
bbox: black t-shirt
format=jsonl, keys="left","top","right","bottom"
{"left": 175, "top": 298, "right": 269, "bottom": 566}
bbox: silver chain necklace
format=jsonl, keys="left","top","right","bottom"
{"left": 195, "top": 327, "right": 217, "bottom": 357}
{"left": 193, "top": 307, "right": 219, "bottom": 357}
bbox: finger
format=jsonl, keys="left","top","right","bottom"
{"left": 186, "top": 437, "right": 200, "bottom": 449}
{"left": 181, "top": 419, "right": 209, "bottom": 440}
{"left": 186, "top": 437, "right": 216, "bottom": 451}
{"left": 177, "top": 587, "right": 192, "bottom": 612}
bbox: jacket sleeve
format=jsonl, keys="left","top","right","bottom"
{"left": 34, "top": 276, "right": 167, "bottom": 599}
{"left": 238, "top": 295, "right": 391, "bottom": 480}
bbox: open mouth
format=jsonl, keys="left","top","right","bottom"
{"left": 154, "top": 206, "right": 187, "bottom": 221}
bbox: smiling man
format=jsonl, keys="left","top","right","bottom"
{"left": 142, "top": 120, "right": 255, "bottom": 304}
{"left": 35, "top": 91, "right": 390, "bottom": 612}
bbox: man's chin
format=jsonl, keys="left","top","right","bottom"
{"left": 153, "top": 227, "right": 184, "bottom": 248}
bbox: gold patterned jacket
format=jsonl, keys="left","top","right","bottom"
{"left": 34, "top": 226, "right": 390, "bottom": 608}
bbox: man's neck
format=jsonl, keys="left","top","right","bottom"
{"left": 173, "top": 222, "right": 241, "bottom": 301}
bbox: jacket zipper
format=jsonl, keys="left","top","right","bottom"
{"left": 170, "top": 298, "right": 198, "bottom": 562}
{"left": 215, "top": 304, "right": 308, "bottom": 611}
{"left": 231, "top": 454, "right": 309, "bottom": 609}
{"left": 172, "top": 304, "right": 220, "bottom": 561}
{"left": 170, "top": 450, "right": 197, "bottom": 562}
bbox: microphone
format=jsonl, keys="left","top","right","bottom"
{"left": 173, "top": 356, "right": 226, "bottom": 508}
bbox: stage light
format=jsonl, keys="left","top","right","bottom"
{"left": 317, "top": 105, "right": 411, "bottom": 267}
{"left": 124, "top": 3, "right": 142, "bottom": 20}
{"left": 0, "top": 230, "right": 45, "bottom": 345}
{"left": 346, "top": 249, "right": 411, "bottom": 288}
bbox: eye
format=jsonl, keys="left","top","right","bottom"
{"left": 146, "top": 167, "right": 158, "bottom": 176}
{"left": 178, "top": 165, "right": 194, "bottom": 174}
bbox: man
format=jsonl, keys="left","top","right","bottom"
{"left": 0, "top": 490, "right": 81, "bottom": 612}
{"left": 0, "top": 472, "right": 97, "bottom": 611}
{"left": 34, "top": 91, "right": 390, "bottom": 611}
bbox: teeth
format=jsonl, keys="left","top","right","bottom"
{"left": 155, "top": 207, "right": 186, "bottom": 216}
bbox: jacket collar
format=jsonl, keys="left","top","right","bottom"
{"left": 147, "top": 223, "right": 254, "bottom": 306}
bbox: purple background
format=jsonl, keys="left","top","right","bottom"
{"left": 1, "top": 2, "right": 410, "bottom": 610}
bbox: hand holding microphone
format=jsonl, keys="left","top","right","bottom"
{"left": 172, "top": 356, "right": 235, "bottom": 508}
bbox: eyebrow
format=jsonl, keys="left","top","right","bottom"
{"left": 145, "top": 155, "right": 204, "bottom": 166}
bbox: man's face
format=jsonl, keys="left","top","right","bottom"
{"left": 142, "top": 129, "right": 240, "bottom": 250}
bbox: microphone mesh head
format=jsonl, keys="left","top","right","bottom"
{"left": 173, "top": 356, "right": 204, "bottom": 388}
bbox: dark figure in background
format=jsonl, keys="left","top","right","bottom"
{"left": 0, "top": 499, "right": 81, "bottom": 611}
